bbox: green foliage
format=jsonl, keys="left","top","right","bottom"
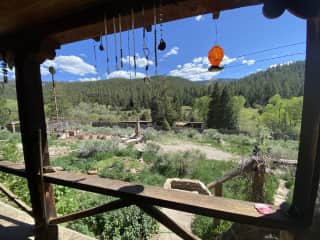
{"left": 207, "top": 82, "right": 222, "bottom": 129}
{"left": 191, "top": 216, "right": 232, "bottom": 240}
{"left": 260, "top": 94, "right": 303, "bottom": 138}
{"left": 193, "top": 96, "right": 211, "bottom": 121}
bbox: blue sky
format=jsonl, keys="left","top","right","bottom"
{"left": 38, "top": 5, "right": 306, "bottom": 82}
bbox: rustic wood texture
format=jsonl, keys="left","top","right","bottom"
{"left": 42, "top": 170, "right": 296, "bottom": 229}
{"left": 0, "top": 160, "right": 26, "bottom": 177}
{"left": 137, "top": 204, "right": 200, "bottom": 240}
{"left": 50, "top": 199, "right": 132, "bottom": 225}
{"left": 0, "top": 0, "right": 262, "bottom": 50}
{"left": 14, "top": 51, "right": 57, "bottom": 240}
{"left": 292, "top": 18, "right": 320, "bottom": 226}
{"left": 0, "top": 183, "right": 33, "bottom": 216}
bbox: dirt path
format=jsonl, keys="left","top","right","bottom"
{"left": 152, "top": 208, "right": 194, "bottom": 240}
{"left": 273, "top": 179, "right": 289, "bottom": 206}
{"left": 157, "top": 142, "right": 237, "bottom": 161}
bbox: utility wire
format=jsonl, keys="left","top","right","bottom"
{"left": 232, "top": 41, "right": 305, "bottom": 59}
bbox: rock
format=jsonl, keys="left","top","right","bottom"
{"left": 87, "top": 170, "right": 98, "bottom": 175}
{"left": 164, "top": 178, "right": 211, "bottom": 196}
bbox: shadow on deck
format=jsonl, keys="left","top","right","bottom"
{"left": 0, "top": 202, "right": 96, "bottom": 240}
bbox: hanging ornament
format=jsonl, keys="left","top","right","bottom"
{"left": 142, "top": 4, "right": 150, "bottom": 83}
{"left": 93, "top": 44, "right": 97, "bottom": 70}
{"left": 2, "top": 62, "right": 8, "bottom": 83}
{"left": 113, "top": 16, "right": 119, "bottom": 70}
{"left": 104, "top": 12, "right": 110, "bottom": 75}
{"left": 131, "top": 9, "right": 137, "bottom": 77}
{"left": 119, "top": 13, "right": 124, "bottom": 69}
{"left": 153, "top": 1, "right": 158, "bottom": 75}
{"left": 158, "top": 0, "right": 166, "bottom": 51}
{"left": 99, "top": 34, "right": 104, "bottom": 51}
{"left": 208, "top": 12, "right": 224, "bottom": 72}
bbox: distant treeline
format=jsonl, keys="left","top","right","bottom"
{"left": 2, "top": 61, "right": 305, "bottom": 109}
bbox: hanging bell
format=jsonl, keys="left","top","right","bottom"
{"left": 158, "top": 38, "right": 166, "bottom": 51}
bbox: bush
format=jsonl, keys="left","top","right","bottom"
{"left": 191, "top": 215, "right": 232, "bottom": 240}
{"left": 78, "top": 138, "right": 122, "bottom": 157}
{"left": 143, "top": 128, "right": 160, "bottom": 141}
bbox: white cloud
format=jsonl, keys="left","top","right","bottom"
{"left": 242, "top": 59, "right": 256, "bottom": 66}
{"left": 195, "top": 15, "right": 203, "bottom": 22}
{"left": 269, "top": 61, "right": 294, "bottom": 69}
{"left": 107, "top": 70, "right": 145, "bottom": 79}
{"left": 163, "top": 47, "right": 180, "bottom": 58}
{"left": 42, "top": 55, "right": 97, "bottom": 76}
{"left": 168, "top": 55, "right": 238, "bottom": 81}
{"left": 79, "top": 77, "right": 101, "bottom": 82}
{"left": 122, "top": 54, "right": 153, "bottom": 68}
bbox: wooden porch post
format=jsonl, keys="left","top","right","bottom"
{"left": 14, "top": 50, "right": 58, "bottom": 240}
{"left": 292, "top": 18, "right": 320, "bottom": 226}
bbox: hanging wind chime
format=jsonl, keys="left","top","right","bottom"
{"left": 142, "top": 5, "right": 151, "bottom": 84}
{"left": 158, "top": 0, "right": 166, "bottom": 51}
{"left": 119, "top": 13, "right": 124, "bottom": 69}
{"left": 113, "top": 16, "right": 119, "bottom": 70}
{"left": 93, "top": 44, "right": 97, "bottom": 70}
{"left": 104, "top": 13, "right": 110, "bottom": 75}
{"left": 131, "top": 9, "right": 137, "bottom": 77}
{"left": 2, "top": 62, "right": 8, "bottom": 84}
{"left": 153, "top": 1, "right": 158, "bottom": 76}
{"left": 208, "top": 12, "right": 224, "bottom": 72}
{"left": 127, "top": 22, "right": 132, "bottom": 80}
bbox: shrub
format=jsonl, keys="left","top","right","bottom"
{"left": 78, "top": 138, "right": 122, "bottom": 157}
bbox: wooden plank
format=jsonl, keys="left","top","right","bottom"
{"left": 50, "top": 199, "right": 132, "bottom": 225}
{"left": 0, "top": 182, "right": 33, "bottom": 216}
{"left": 292, "top": 18, "right": 320, "bottom": 226}
{"left": 137, "top": 204, "right": 200, "bottom": 240}
{"left": 43, "top": 171, "right": 297, "bottom": 230}
{"left": 0, "top": 0, "right": 262, "bottom": 50}
{"left": 0, "top": 160, "right": 26, "bottom": 177}
{"left": 15, "top": 51, "right": 57, "bottom": 240}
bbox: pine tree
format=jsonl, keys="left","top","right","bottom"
{"left": 207, "top": 82, "right": 222, "bottom": 128}
{"left": 220, "top": 87, "right": 238, "bottom": 130}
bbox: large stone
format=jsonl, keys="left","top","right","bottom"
{"left": 164, "top": 178, "right": 211, "bottom": 196}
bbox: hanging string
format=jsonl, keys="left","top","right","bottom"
{"left": 153, "top": 1, "right": 158, "bottom": 75}
{"left": 93, "top": 44, "right": 97, "bottom": 70}
{"left": 215, "top": 20, "right": 219, "bottom": 45}
{"left": 119, "top": 13, "right": 124, "bottom": 69}
{"left": 128, "top": 23, "right": 132, "bottom": 80}
{"left": 113, "top": 16, "right": 119, "bottom": 70}
{"left": 131, "top": 9, "right": 137, "bottom": 77}
{"left": 142, "top": 5, "right": 150, "bottom": 77}
{"left": 2, "top": 62, "right": 8, "bottom": 84}
{"left": 104, "top": 12, "right": 110, "bottom": 75}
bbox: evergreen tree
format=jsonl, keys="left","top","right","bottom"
{"left": 220, "top": 87, "right": 238, "bottom": 130}
{"left": 207, "top": 82, "right": 222, "bottom": 128}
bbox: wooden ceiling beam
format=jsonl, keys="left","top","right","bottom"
{"left": 0, "top": 0, "right": 262, "bottom": 47}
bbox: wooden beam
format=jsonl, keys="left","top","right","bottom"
{"left": 0, "top": 183, "right": 33, "bottom": 216}
{"left": 43, "top": 170, "right": 297, "bottom": 229}
{"left": 14, "top": 50, "right": 57, "bottom": 240}
{"left": 292, "top": 18, "right": 320, "bottom": 226}
{"left": 50, "top": 199, "right": 132, "bottom": 225}
{"left": 137, "top": 204, "right": 200, "bottom": 240}
{"left": 0, "top": 160, "right": 26, "bottom": 177}
{"left": 0, "top": 0, "right": 262, "bottom": 47}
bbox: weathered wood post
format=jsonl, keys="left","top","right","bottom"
{"left": 14, "top": 48, "right": 58, "bottom": 240}
{"left": 251, "top": 159, "right": 265, "bottom": 203}
{"left": 213, "top": 183, "right": 223, "bottom": 226}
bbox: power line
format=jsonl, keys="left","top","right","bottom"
{"left": 232, "top": 41, "right": 305, "bottom": 59}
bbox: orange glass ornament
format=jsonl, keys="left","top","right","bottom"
{"left": 208, "top": 45, "right": 224, "bottom": 67}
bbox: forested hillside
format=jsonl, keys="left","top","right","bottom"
{"left": 2, "top": 61, "right": 305, "bottom": 109}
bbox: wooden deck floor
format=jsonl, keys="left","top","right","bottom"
{"left": 0, "top": 201, "right": 96, "bottom": 240}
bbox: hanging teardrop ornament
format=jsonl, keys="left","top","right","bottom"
{"left": 157, "top": 0, "right": 166, "bottom": 51}
{"left": 99, "top": 34, "right": 104, "bottom": 51}
{"left": 104, "top": 12, "right": 110, "bottom": 75}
